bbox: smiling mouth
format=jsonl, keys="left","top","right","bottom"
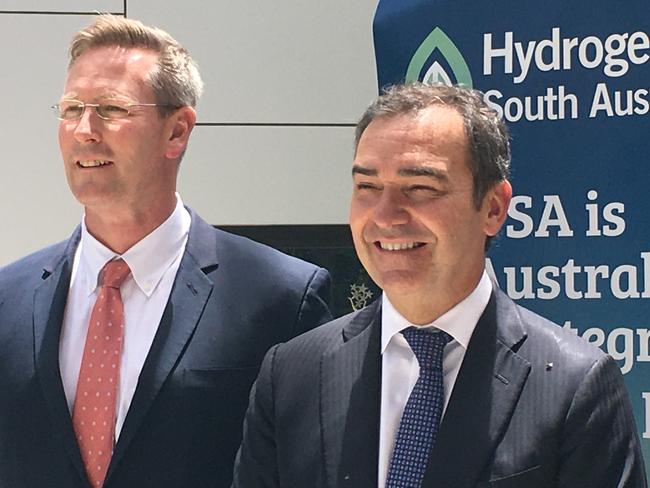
{"left": 77, "top": 160, "right": 113, "bottom": 168}
{"left": 376, "top": 241, "right": 426, "bottom": 251}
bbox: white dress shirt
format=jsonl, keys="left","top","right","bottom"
{"left": 59, "top": 195, "right": 191, "bottom": 440}
{"left": 377, "top": 271, "right": 493, "bottom": 488}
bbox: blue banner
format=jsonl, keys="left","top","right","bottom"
{"left": 374, "top": 0, "right": 650, "bottom": 473}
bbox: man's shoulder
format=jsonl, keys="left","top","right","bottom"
{"left": 186, "top": 210, "right": 322, "bottom": 274}
{"left": 0, "top": 237, "right": 72, "bottom": 288}
{"left": 215, "top": 227, "right": 316, "bottom": 267}
{"left": 198, "top": 223, "right": 327, "bottom": 288}
{"left": 184, "top": 217, "right": 332, "bottom": 322}
{"left": 274, "top": 303, "right": 377, "bottom": 358}
{"left": 498, "top": 289, "right": 607, "bottom": 368}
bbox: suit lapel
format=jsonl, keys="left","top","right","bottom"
{"left": 107, "top": 212, "right": 219, "bottom": 481}
{"left": 423, "top": 289, "right": 531, "bottom": 488}
{"left": 321, "top": 301, "right": 381, "bottom": 488}
{"left": 33, "top": 229, "right": 89, "bottom": 484}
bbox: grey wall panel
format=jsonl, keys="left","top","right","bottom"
{"left": 0, "top": 1, "right": 122, "bottom": 12}
{"left": 0, "top": 15, "right": 97, "bottom": 266}
{"left": 179, "top": 125, "right": 354, "bottom": 225}
{"left": 0, "top": 5, "right": 377, "bottom": 266}
{"left": 127, "top": 0, "right": 378, "bottom": 124}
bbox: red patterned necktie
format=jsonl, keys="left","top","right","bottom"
{"left": 72, "top": 258, "right": 131, "bottom": 488}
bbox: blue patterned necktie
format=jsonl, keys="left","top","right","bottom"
{"left": 386, "top": 327, "right": 452, "bottom": 488}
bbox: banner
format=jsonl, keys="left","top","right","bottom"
{"left": 374, "top": 0, "right": 650, "bottom": 472}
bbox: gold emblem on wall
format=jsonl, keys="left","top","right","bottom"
{"left": 348, "top": 283, "right": 374, "bottom": 311}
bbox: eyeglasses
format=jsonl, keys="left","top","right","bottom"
{"left": 51, "top": 99, "right": 174, "bottom": 121}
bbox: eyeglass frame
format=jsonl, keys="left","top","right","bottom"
{"left": 51, "top": 99, "right": 178, "bottom": 121}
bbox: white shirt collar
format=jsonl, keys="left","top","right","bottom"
{"left": 380, "top": 270, "right": 493, "bottom": 354}
{"left": 77, "top": 194, "right": 191, "bottom": 298}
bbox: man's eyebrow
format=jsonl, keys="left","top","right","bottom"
{"left": 100, "top": 91, "right": 130, "bottom": 100}
{"left": 352, "top": 165, "right": 377, "bottom": 176}
{"left": 398, "top": 166, "right": 448, "bottom": 180}
{"left": 351, "top": 164, "right": 449, "bottom": 180}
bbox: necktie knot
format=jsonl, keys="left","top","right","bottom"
{"left": 99, "top": 259, "right": 131, "bottom": 289}
{"left": 401, "top": 327, "right": 452, "bottom": 370}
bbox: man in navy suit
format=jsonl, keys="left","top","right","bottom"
{"left": 0, "top": 15, "right": 331, "bottom": 488}
{"left": 233, "top": 83, "right": 646, "bottom": 487}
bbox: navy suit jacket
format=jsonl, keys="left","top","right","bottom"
{"left": 233, "top": 288, "right": 646, "bottom": 487}
{"left": 0, "top": 210, "right": 332, "bottom": 488}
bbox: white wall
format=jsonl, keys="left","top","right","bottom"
{"left": 0, "top": 0, "right": 378, "bottom": 265}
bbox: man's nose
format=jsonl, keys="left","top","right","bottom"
{"left": 373, "top": 187, "right": 410, "bottom": 228}
{"left": 73, "top": 106, "right": 102, "bottom": 143}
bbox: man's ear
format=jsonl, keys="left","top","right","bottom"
{"left": 165, "top": 106, "right": 196, "bottom": 159}
{"left": 483, "top": 179, "right": 512, "bottom": 237}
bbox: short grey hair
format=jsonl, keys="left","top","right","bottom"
{"left": 69, "top": 14, "right": 203, "bottom": 117}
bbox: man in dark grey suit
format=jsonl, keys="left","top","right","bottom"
{"left": 0, "top": 15, "right": 331, "bottom": 488}
{"left": 233, "top": 83, "right": 646, "bottom": 487}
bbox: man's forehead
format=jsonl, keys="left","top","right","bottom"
{"left": 367, "top": 105, "right": 464, "bottom": 133}
{"left": 358, "top": 110, "right": 465, "bottom": 153}
{"left": 66, "top": 45, "right": 158, "bottom": 81}
{"left": 354, "top": 106, "right": 469, "bottom": 175}
{"left": 63, "top": 45, "right": 158, "bottom": 97}
{"left": 71, "top": 44, "right": 157, "bottom": 64}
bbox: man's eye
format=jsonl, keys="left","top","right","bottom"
{"left": 356, "top": 183, "right": 380, "bottom": 191}
{"left": 407, "top": 186, "right": 441, "bottom": 196}
{"left": 101, "top": 104, "right": 129, "bottom": 115}
{"left": 61, "top": 105, "right": 83, "bottom": 118}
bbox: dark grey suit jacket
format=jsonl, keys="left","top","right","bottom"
{"left": 0, "top": 210, "right": 332, "bottom": 488}
{"left": 233, "top": 288, "right": 646, "bottom": 487}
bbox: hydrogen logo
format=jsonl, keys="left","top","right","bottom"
{"left": 406, "top": 27, "right": 473, "bottom": 87}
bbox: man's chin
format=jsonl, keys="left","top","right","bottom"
{"left": 69, "top": 185, "right": 120, "bottom": 209}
